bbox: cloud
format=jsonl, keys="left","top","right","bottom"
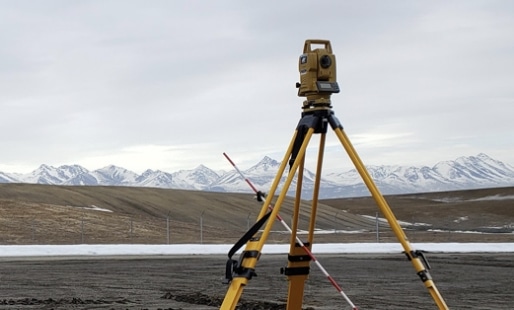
{"left": 0, "top": 1, "right": 513, "bottom": 174}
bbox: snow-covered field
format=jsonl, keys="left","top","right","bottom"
{"left": 1, "top": 243, "right": 513, "bottom": 257}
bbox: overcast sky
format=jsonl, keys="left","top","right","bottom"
{"left": 1, "top": 1, "right": 513, "bottom": 174}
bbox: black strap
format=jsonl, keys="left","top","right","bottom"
{"left": 224, "top": 211, "right": 272, "bottom": 283}
{"left": 227, "top": 211, "right": 272, "bottom": 259}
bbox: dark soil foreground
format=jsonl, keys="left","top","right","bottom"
{"left": 0, "top": 253, "right": 512, "bottom": 310}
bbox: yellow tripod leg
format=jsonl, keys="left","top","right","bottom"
{"left": 284, "top": 132, "right": 327, "bottom": 310}
{"left": 332, "top": 126, "right": 449, "bottom": 310}
{"left": 220, "top": 128, "right": 316, "bottom": 310}
{"left": 284, "top": 144, "right": 308, "bottom": 310}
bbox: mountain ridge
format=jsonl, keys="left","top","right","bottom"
{"left": 1, "top": 153, "right": 514, "bottom": 199}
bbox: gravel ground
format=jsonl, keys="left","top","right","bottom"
{"left": 0, "top": 253, "right": 512, "bottom": 309}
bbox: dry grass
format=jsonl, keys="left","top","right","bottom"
{"left": 323, "top": 187, "right": 514, "bottom": 230}
{"left": 0, "top": 183, "right": 512, "bottom": 245}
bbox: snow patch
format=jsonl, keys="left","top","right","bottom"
{"left": 428, "top": 229, "right": 514, "bottom": 234}
{"left": 468, "top": 195, "right": 514, "bottom": 201}
{"left": 67, "top": 205, "right": 113, "bottom": 212}
{"left": 431, "top": 197, "right": 463, "bottom": 203}
{"left": 87, "top": 205, "right": 113, "bottom": 212}
{"left": 0, "top": 243, "right": 513, "bottom": 257}
{"left": 361, "top": 215, "right": 432, "bottom": 227}
{"left": 454, "top": 216, "right": 469, "bottom": 223}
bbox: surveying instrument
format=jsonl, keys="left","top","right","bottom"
{"left": 220, "top": 40, "right": 449, "bottom": 309}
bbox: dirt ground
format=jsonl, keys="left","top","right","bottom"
{"left": 0, "top": 253, "right": 512, "bottom": 310}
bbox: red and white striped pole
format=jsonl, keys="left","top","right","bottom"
{"left": 223, "top": 152, "right": 358, "bottom": 310}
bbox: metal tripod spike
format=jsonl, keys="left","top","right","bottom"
{"left": 220, "top": 39, "right": 449, "bottom": 310}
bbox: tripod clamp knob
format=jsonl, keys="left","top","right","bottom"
{"left": 256, "top": 191, "right": 266, "bottom": 202}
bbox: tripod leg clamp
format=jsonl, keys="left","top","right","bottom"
{"left": 405, "top": 250, "right": 434, "bottom": 283}
{"left": 224, "top": 250, "right": 260, "bottom": 283}
{"left": 288, "top": 242, "right": 311, "bottom": 262}
{"left": 280, "top": 266, "right": 311, "bottom": 276}
{"left": 280, "top": 242, "right": 312, "bottom": 276}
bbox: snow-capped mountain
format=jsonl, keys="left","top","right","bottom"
{"left": 171, "top": 165, "right": 221, "bottom": 190}
{"left": 135, "top": 170, "right": 174, "bottom": 188}
{"left": 1, "top": 153, "right": 513, "bottom": 199}
{"left": 93, "top": 165, "right": 139, "bottom": 186}
{"left": 0, "top": 172, "right": 18, "bottom": 183}
{"left": 211, "top": 156, "right": 282, "bottom": 192}
{"left": 18, "top": 164, "right": 92, "bottom": 185}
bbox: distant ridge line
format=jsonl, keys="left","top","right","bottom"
{"left": 1, "top": 153, "right": 514, "bottom": 199}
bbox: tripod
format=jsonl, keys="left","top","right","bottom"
{"left": 220, "top": 104, "right": 449, "bottom": 309}
{"left": 220, "top": 39, "right": 449, "bottom": 310}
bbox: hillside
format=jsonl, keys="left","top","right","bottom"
{"left": 0, "top": 184, "right": 512, "bottom": 245}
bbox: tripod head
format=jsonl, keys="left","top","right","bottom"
{"left": 296, "top": 40, "right": 340, "bottom": 110}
